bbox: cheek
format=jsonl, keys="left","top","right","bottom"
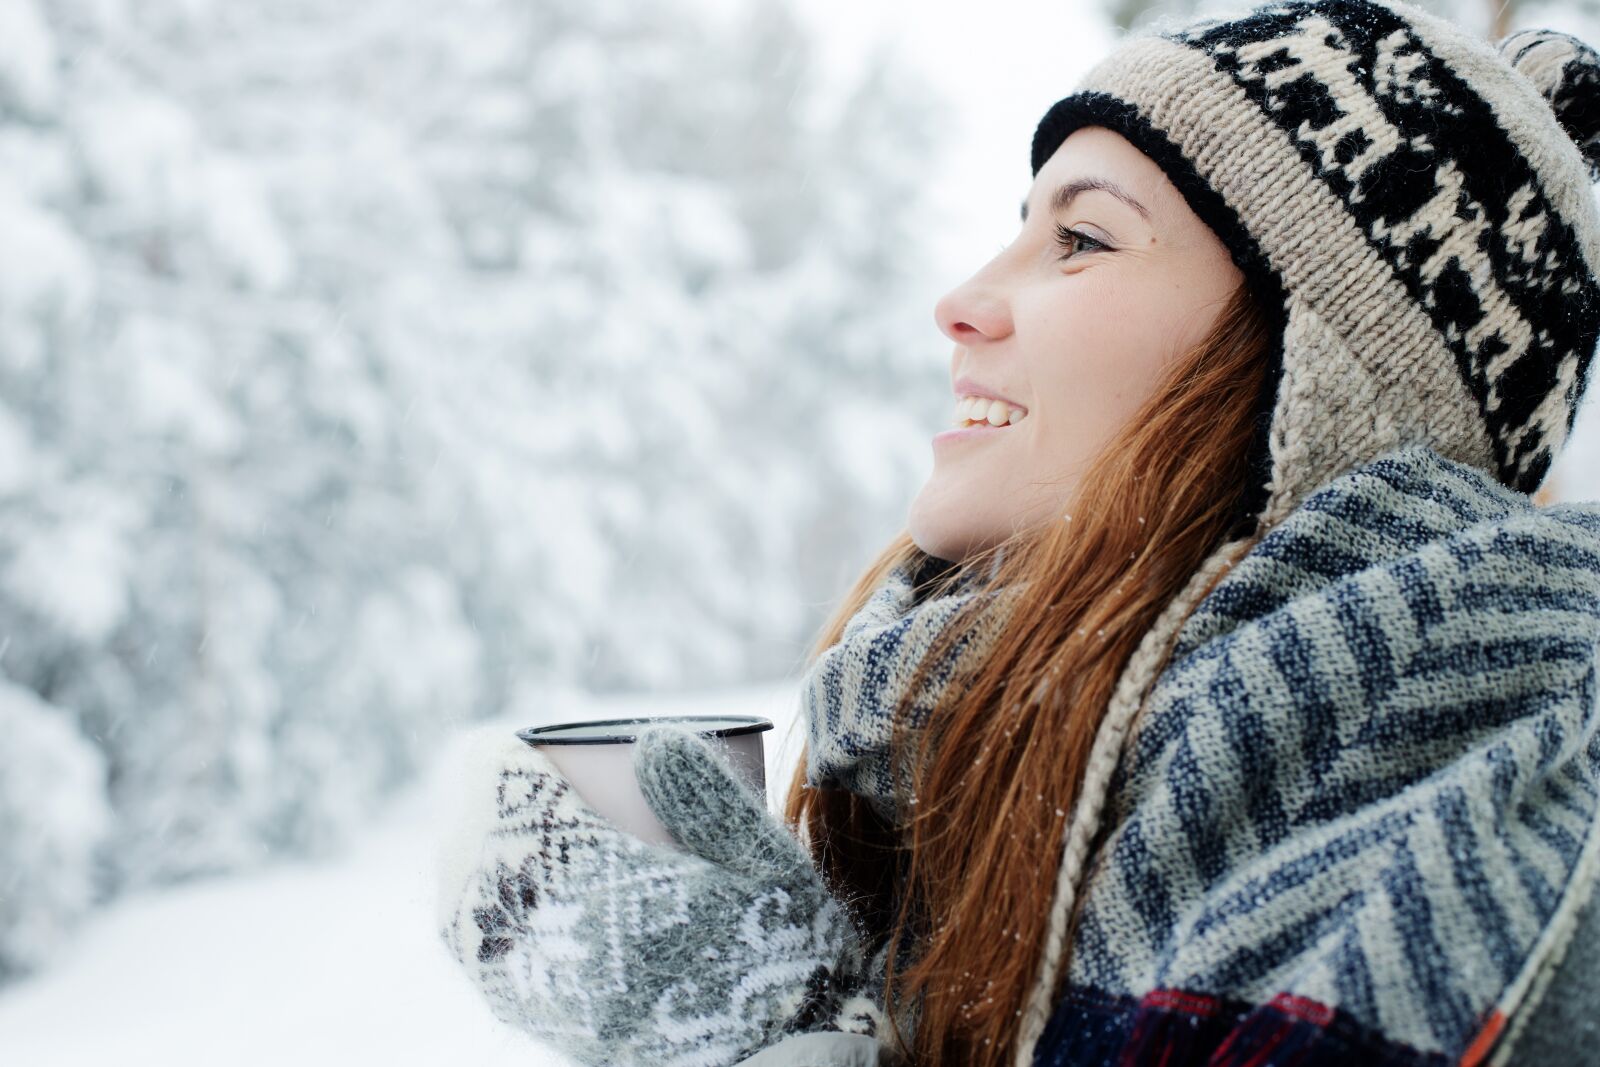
{"left": 1021, "top": 280, "right": 1179, "bottom": 451}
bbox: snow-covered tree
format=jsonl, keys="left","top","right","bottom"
{"left": 0, "top": 0, "right": 947, "bottom": 983}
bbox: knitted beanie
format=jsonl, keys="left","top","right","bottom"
{"left": 1029, "top": 0, "right": 1600, "bottom": 532}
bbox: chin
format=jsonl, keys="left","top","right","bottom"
{"left": 907, "top": 489, "right": 982, "bottom": 564}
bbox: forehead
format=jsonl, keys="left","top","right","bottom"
{"left": 1025, "top": 126, "right": 1171, "bottom": 219}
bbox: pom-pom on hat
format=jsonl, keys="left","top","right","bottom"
{"left": 1500, "top": 27, "right": 1600, "bottom": 180}
{"left": 1030, "top": 0, "right": 1600, "bottom": 531}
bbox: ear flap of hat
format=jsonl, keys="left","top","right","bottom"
{"left": 1255, "top": 300, "right": 1396, "bottom": 530}
{"left": 1253, "top": 297, "right": 1500, "bottom": 531}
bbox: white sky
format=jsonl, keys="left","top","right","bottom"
{"left": 794, "top": 0, "right": 1118, "bottom": 288}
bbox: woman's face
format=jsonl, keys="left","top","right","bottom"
{"left": 907, "top": 125, "right": 1244, "bottom": 563}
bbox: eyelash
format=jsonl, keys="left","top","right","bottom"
{"left": 1053, "top": 222, "right": 1106, "bottom": 259}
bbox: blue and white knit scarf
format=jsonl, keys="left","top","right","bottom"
{"left": 800, "top": 444, "right": 1600, "bottom": 1066}
{"left": 801, "top": 548, "right": 1014, "bottom": 827}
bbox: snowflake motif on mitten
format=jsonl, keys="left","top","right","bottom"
{"left": 438, "top": 724, "right": 886, "bottom": 1067}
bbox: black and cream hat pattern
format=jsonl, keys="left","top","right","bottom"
{"left": 1030, "top": 0, "right": 1600, "bottom": 530}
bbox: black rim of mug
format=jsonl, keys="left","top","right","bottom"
{"left": 516, "top": 714, "right": 775, "bottom": 746}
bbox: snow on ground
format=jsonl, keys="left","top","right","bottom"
{"left": 0, "top": 680, "right": 812, "bottom": 1067}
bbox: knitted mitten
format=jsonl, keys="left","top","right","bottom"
{"left": 436, "top": 722, "right": 885, "bottom": 1067}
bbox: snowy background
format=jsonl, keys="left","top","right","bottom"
{"left": 0, "top": 681, "right": 811, "bottom": 1065}
{"left": 2, "top": 0, "right": 1599, "bottom": 1063}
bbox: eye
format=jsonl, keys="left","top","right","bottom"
{"left": 1053, "top": 222, "right": 1107, "bottom": 260}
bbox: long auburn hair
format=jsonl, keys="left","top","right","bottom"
{"left": 782, "top": 275, "right": 1275, "bottom": 1066}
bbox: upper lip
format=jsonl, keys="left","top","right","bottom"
{"left": 952, "top": 376, "right": 1027, "bottom": 413}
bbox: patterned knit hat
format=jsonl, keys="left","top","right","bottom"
{"left": 1029, "top": 0, "right": 1600, "bottom": 531}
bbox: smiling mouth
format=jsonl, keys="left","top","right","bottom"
{"left": 952, "top": 395, "right": 1028, "bottom": 428}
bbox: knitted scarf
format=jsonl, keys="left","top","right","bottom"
{"left": 798, "top": 444, "right": 1600, "bottom": 1066}
{"left": 801, "top": 548, "right": 1014, "bottom": 827}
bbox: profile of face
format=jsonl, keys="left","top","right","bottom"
{"left": 907, "top": 125, "right": 1245, "bottom": 563}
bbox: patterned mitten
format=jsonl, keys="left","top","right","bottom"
{"left": 436, "top": 722, "right": 886, "bottom": 1067}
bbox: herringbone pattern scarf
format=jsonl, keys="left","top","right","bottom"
{"left": 799, "top": 445, "right": 1600, "bottom": 1065}
{"left": 800, "top": 551, "right": 1014, "bottom": 828}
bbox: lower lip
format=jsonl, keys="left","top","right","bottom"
{"left": 932, "top": 422, "right": 1018, "bottom": 446}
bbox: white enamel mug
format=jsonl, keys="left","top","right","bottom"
{"left": 516, "top": 715, "right": 774, "bottom": 849}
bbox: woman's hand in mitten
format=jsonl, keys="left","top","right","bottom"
{"left": 436, "top": 722, "right": 884, "bottom": 1067}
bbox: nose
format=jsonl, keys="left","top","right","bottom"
{"left": 934, "top": 258, "right": 1014, "bottom": 346}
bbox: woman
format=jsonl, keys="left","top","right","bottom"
{"left": 436, "top": 1, "right": 1600, "bottom": 1064}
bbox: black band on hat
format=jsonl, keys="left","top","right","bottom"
{"left": 1030, "top": 91, "right": 1288, "bottom": 537}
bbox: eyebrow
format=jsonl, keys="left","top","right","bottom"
{"left": 1020, "top": 177, "right": 1153, "bottom": 224}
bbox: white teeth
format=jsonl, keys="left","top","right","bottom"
{"left": 951, "top": 393, "right": 1027, "bottom": 428}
